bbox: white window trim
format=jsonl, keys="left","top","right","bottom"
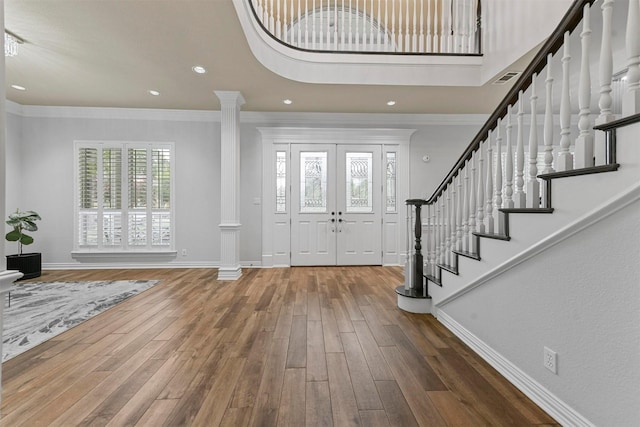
{"left": 73, "top": 140, "right": 176, "bottom": 255}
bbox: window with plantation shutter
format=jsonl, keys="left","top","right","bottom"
{"left": 75, "top": 142, "right": 174, "bottom": 252}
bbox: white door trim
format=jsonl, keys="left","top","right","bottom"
{"left": 259, "top": 127, "right": 416, "bottom": 267}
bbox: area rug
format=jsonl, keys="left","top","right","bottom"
{"left": 2, "top": 280, "right": 159, "bottom": 362}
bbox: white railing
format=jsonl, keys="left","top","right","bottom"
{"left": 422, "top": 0, "right": 640, "bottom": 277}
{"left": 249, "top": 0, "right": 481, "bottom": 54}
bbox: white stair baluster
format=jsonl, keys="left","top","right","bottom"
{"left": 450, "top": 181, "right": 457, "bottom": 262}
{"left": 462, "top": 161, "right": 470, "bottom": 252}
{"left": 312, "top": 0, "right": 316, "bottom": 49}
{"left": 297, "top": 0, "right": 302, "bottom": 46}
{"left": 469, "top": 152, "right": 477, "bottom": 253}
{"left": 624, "top": 0, "right": 640, "bottom": 115}
{"left": 457, "top": 174, "right": 463, "bottom": 251}
{"left": 440, "top": 196, "right": 446, "bottom": 266}
{"left": 384, "top": 0, "right": 389, "bottom": 51}
{"left": 348, "top": 0, "right": 353, "bottom": 50}
{"left": 476, "top": 140, "right": 485, "bottom": 233}
{"left": 528, "top": 75, "right": 541, "bottom": 208}
{"left": 595, "top": 0, "right": 615, "bottom": 166}
{"left": 412, "top": 0, "right": 418, "bottom": 52}
{"left": 543, "top": 53, "right": 555, "bottom": 174}
{"left": 398, "top": 0, "right": 404, "bottom": 51}
{"left": 369, "top": 0, "right": 375, "bottom": 51}
{"left": 440, "top": 0, "right": 447, "bottom": 53}
{"left": 269, "top": 0, "right": 275, "bottom": 33}
{"left": 505, "top": 106, "right": 514, "bottom": 209}
{"left": 494, "top": 120, "right": 503, "bottom": 233}
{"left": 444, "top": 191, "right": 451, "bottom": 266}
{"left": 486, "top": 130, "right": 494, "bottom": 234}
{"left": 557, "top": 31, "right": 573, "bottom": 172}
{"left": 575, "top": 4, "right": 594, "bottom": 169}
{"left": 514, "top": 91, "right": 527, "bottom": 208}
{"left": 447, "top": 0, "right": 453, "bottom": 53}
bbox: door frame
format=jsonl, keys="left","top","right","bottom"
{"left": 259, "top": 127, "right": 415, "bottom": 267}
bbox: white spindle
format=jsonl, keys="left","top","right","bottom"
{"left": 595, "top": 0, "right": 614, "bottom": 166}
{"left": 514, "top": 91, "right": 526, "bottom": 208}
{"left": 283, "top": 0, "right": 288, "bottom": 42}
{"left": 434, "top": 201, "right": 440, "bottom": 272}
{"left": 440, "top": 197, "right": 446, "bottom": 265}
{"left": 575, "top": 5, "right": 593, "bottom": 169}
{"left": 453, "top": 0, "right": 460, "bottom": 53}
{"left": 348, "top": 0, "right": 353, "bottom": 50}
{"left": 543, "top": 53, "right": 555, "bottom": 174}
{"left": 457, "top": 174, "right": 463, "bottom": 251}
{"left": 312, "top": 0, "right": 316, "bottom": 49}
{"left": 505, "top": 106, "right": 514, "bottom": 209}
{"left": 469, "top": 152, "right": 477, "bottom": 253}
{"left": 440, "top": 0, "right": 447, "bottom": 53}
{"left": 426, "top": 0, "right": 432, "bottom": 52}
{"left": 370, "top": 0, "right": 375, "bottom": 51}
{"left": 462, "top": 162, "right": 470, "bottom": 252}
{"left": 476, "top": 140, "right": 485, "bottom": 233}
{"left": 276, "top": 0, "right": 281, "bottom": 39}
{"left": 269, "top": 0, "right": 275, "bottom": 33}
{"left": 444, "top": 190, "right": 451, "bottom": 266}
{"left": 399, "top": 0, "right": 405, "bottom": 52}
{"left": 557, "top": 31, "right": 573, "bottom": 172}
{"left": 446, "top": 0, "right": 453, "bottom": 53}
{"left": 377, "top": 0, "right": 382, "bottom": 51}
{"left": 486, "top": 130, "right": 494, "bottom": 234}
{"left": 326, "top": 0, "right": 331, "bottom": 49}
{"left": 391, "top": 0, "right": 396, "bottom": 51}
{"left": 419, "top": 0, "right": 425, "bottom": 52}
{"left": 450, "top": 181, "right": 457, "bottom": 261}
{"left": 412, "top": 0, "right": 418, "bottom": 52}
{"left": 528, "top": 75, "right": 541, "bottom": 209}
{"left": 624, "top": 0, "right": 640, "bottom": 115}
{"left": 402, "top": 0, "right": 408, "bottom": 52}
{"left": 434, "top": 0, "right": 439, "bottom": 53}
{"left": 494, "top": 121, "right": 503, "bottom": 233}
{"left": 304, "top": 0, "right": 309, "bottom": 48}
{"left": 469, "top": 0, "right": 476, "bottom": 53}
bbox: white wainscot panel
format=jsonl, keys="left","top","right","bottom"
{"left": 299, "top": 222, "right": 311, "bottom": 254}
{"left": 385, "top": 221, "right": 398, "bottom": 255}
{"left": 316, "top": 221, "right": 329, "bottom": 255}
{"left": 362, "top": 221, "right": 375, "bottom": 255}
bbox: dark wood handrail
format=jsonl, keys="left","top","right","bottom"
{"left": 426, "top": 0, "right": 596, "bottom": 204}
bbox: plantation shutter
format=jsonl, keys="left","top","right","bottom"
{"left": 76, "top": 142, "right": 173, "bottom": 251}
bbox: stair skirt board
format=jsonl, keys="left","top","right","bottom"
{"left": 435, "top": 181, "right": 640, "bottom": 308}
{"left": 435, "top": 310, "right": 596, "bottom": 427}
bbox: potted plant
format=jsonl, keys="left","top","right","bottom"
{"left": 5, "top": 209, "right": 42, "bottom": 279}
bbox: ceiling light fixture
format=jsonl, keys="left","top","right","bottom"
{"left": 4, "top": 30, "right": 24, "bottom": 57}
{"left": 148, "top": 90, "right": 160, "bottom": 96}
{"left": 11, "top": 84, "right": 26, "bottom": 91}
{"left": 387, "top": 100, "right": 396, "bottom": 106}
{"left": 283, "top": 99, "right": 293, "bottom": 105}
{"left": 192, "top": 65, "right": 207, "bottom": 74}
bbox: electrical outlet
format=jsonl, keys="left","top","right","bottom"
{"left": 544, "top": 346, "right": 557, "bottom": 374}
{"left": 181, "top": 249, "right": 187, "bottom": 256}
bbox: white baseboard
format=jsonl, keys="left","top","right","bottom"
{"left": 43, "top": 261, "right": 219, "bottom": 270}
{"left": 436, "top": 309, "right": 595, "bottom": 427}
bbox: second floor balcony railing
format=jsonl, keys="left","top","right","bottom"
{"left": 249, "top": 0, "right": 481, "bottom": 54}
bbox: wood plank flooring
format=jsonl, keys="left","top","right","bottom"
{"left": 0, "top": 267, "right": 559, "bottom": 426}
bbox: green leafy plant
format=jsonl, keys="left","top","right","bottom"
{"left": 5, "top": 209, "right": 41, "bottom": 255}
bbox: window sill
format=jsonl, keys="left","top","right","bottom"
{"left": 71, "top": 250, "right": 177, "bottom": 261}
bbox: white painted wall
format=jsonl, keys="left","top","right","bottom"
{"left": 439, "top": 195, "right": 640, "bottom": 427}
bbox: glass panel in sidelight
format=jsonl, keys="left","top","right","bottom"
{"left": 276, "top": 151, "right": 287, "bottom": 213}
{"left": 386, "top": 152, "right": 397, "bottom": 212}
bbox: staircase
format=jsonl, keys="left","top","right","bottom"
{"left": 399, "top": 1, "right": 640, "bottom": 425}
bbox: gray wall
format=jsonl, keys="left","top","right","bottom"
{"left": 5, "top": 105, "right": 483, "bottom": 267}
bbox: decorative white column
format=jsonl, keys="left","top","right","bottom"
{"left": 575, "top": 4, "right": 593, "bottom": 169}
{"left": 215, "top": 91, "right": 245, "bottom": 281}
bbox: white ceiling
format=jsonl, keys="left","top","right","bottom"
{"left": 4, "top": 0, "right": 532, "bottom": 114}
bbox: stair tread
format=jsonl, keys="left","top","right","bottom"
{"left": 472, "top": 232, "right": 511, "bottom": 241}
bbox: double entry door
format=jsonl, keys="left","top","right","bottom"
{"left": 291, "top": 144, "right": 382, "bottom": 266}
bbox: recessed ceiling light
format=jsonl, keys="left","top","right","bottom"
{"left": 387, "top": 100, "right": 396, "bottom": 106}
{"left": 192, "top": 65, "right": 207, "bottom": 74}
{"left": 148, "top": 90, "right": 160, "bottom": 96}
{"left": 283, "top": 99, "right": 293, "bottom": 105}
{"left": 11, "top": 84, "right": 26, "bottom": 91}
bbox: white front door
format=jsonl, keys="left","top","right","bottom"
{"left": 291, "top": 144, "right": 382, "bottom": 266}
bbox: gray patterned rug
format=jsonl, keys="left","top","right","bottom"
{"left": 2, "top": 280, "right": 159, "bottom": 361}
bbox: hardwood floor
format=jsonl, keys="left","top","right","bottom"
{"left": 0, "top": 267, "right": 559, "bottom": 426}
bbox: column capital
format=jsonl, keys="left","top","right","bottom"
{"left": 214, "top": 91, "right": 246, "bottom": 109}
